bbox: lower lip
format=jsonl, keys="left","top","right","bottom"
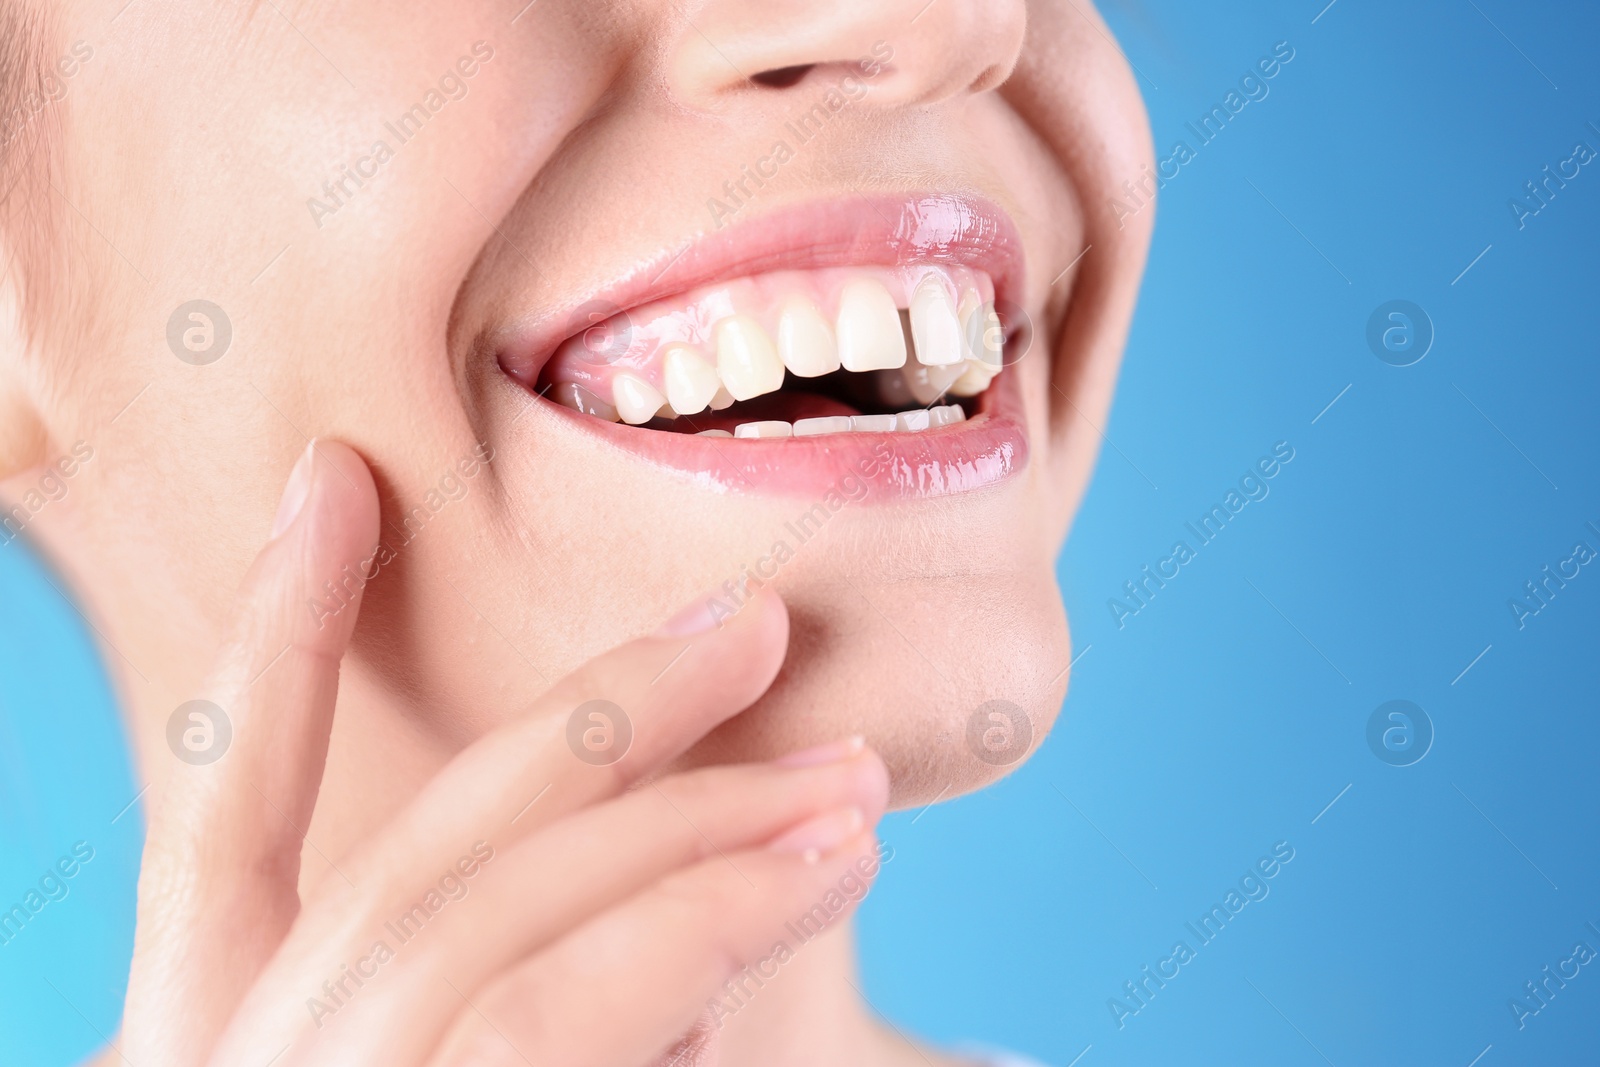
{"left": 530, "top": 370, "right": 1027, "bottom": 501}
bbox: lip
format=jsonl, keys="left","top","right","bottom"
{"left": 496, "top": 193, "right": 1030, "bottom": 500}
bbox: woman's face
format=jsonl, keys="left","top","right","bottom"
{"left": 8, "top": 0, "right": 1150, "bottom": 807}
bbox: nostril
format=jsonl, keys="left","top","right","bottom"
{"left": 750, "top": 64, "right": 814, "bottom": 89}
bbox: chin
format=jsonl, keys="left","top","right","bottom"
{"left": 680, "top": 561, "right": 1072, "bottom": 809}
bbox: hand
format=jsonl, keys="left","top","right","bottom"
{"left": 112, "top": 441, "right": 889, "bottom": 1067}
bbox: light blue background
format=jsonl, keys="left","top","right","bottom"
{"left": 4, "top": 1, "right": 1599, "bottom": 1064}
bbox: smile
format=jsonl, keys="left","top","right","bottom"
{"left": 498, "top": 195, "right": 1034, "bottom": 498}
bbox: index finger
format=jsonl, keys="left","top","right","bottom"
{"left": 125, "top": 440, "right": 379, "bottom": 1065}
{"left": 332, "top": 585, "right": 791, "bottom": 899}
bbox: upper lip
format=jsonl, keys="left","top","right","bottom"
{"left": 495, "top": 192, "right": 1027, "bottom": 388}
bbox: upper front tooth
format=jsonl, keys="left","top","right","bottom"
{"left": 909, "top": 276, "right": 964, "bottom": 367}
{"left": 612, "top": 372, "right": 667, "bottom": 424}
{"left": 662, "top": 344, "right": 721, "bottom": 415}
{"left": 716, "top": 315, "right": 785, "bottom": 401}
{"left": 836, "top": 279, "right": 906, "bottom": 372}
{"left": 777, "top": 297, "right": 840, "bottom": 378}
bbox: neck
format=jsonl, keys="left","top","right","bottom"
{"left": 712, "top": 916, "right": 925, "bottom": 1067}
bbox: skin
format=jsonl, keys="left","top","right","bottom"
{"left": 0, "top": 0, "right": 1153, "bottom": 1063}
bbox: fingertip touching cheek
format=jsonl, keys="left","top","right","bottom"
{"left": 5, "top": 0, "right": 1151, "bottom": 816}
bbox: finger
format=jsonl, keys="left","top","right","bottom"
{"left": 125, "top": 440, "right": 378, "bottom": 1065}
{"left": 427, "top": 831, "right": 887, "bottom": 1067}
{"left": 210, "top": 742, "right": 886, "bottom": 1065}
{"left": 330, "top": 585, "right": 790, "bottom": 899}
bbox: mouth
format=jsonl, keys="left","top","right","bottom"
{"left": 497, "top": 195, "right": 1032, "bottom": 498}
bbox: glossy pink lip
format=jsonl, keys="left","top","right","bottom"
{"left": 497, "top": 193, "right": 1030, "bottom": 500}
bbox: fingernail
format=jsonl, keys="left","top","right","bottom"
{"left": 776, "top": 736, "right": 865, "bottom": 768}
{"left": 271, "top": 441, "right": 316, "bottom": 539}
{"left": 767, "top": 806, "right": 864, "bottom": 859}
{"left": 653, "top": 593, "right": 723, "bottom": 638}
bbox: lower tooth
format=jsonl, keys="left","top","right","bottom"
{"left": 550, "top": 381, "right": 620, "bottom": 421}
{"left": 929, "top": 404, "right": 966, "bottom": 427}
{"left": 851, "top": 414, "right": 898, "bottom": 433}
{"left": 734, "top": 420, "right": 792, "bottom": 438}
{"left": 793, "top": 416, "right": 853, "bottom": 437}
{"left": 697, "top": 428, "right": 733, "bottom": 437}
{"left": 896, "top": 409, "right": 931, "bottom": 432}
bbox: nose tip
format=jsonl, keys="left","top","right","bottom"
{"left": 668, "top": 0, "right": 1028, "bottom": 110}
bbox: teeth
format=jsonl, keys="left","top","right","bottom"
{"left": 697, "top": 428, "right": 733, "bottom": 437}
{"left": 958, "top": 292, "right": 983, "bottom": 361}
{"left": 902, "top": 361, "right": 966, "bottom": 406}
{"left": 851, "top": 414, "right": 898, "bottom": 433}
{"left": 553, "top": 270, "right": 1000, "bottom": 432}
{"left": 662, "top": 343, "right": 721, "bottom": 415}
{"left": 551, "top": 381, "right": 620, "bottom": 422}
{"left": 716, "top": 315, "right": 785, "bottom": 401}
{"left": 896, "top": 409, "right": 931, "bottom": 432}
{"left": 836, "top": 279, "right": 907, "bottom": 372}
{"left": 947, "top": 360, "right": 998, "bottom": 397}
{"left": 777, "top": 297, "right": 840, "bottom": 378}
{"left": 793, "top": 415, "right": 854, "bottom": 437}
{"left": 734, "top": 420, "right": 793, "bottom": 438}
{"left": 909, "top": 276, "right": 964, "bottom": 367}
{"left": 961, "top": 298, "right": 1004, "bottom": 371}
{"left": 612, "top": 372, "right": 667, "bottom": 424}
